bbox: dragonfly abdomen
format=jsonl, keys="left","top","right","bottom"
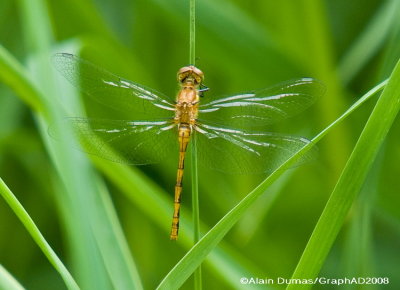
{"left": 170, "top": 124, "right": 192, "bottom": 240}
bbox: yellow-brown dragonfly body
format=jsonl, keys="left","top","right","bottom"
{"left": 171, "top": 66, "right": 203, "bottom": 240}
{"left": 53, "top": 53, "right": 325, "bottom": 241}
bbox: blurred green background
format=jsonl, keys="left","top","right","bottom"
{"left": 1, "top": 0, "right": 400, "bottom": 289}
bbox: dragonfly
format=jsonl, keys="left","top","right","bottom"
{"left": 52, "top": 53, "right": 325, "bottom": 240}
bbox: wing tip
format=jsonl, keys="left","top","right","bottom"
{"left": 298, "top": 77, "right": 326, "bottom": 94}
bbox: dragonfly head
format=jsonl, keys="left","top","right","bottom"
{"left": 177, "top": 66, "right": 204, "bottom": 86}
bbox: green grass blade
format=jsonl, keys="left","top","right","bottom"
{"left": 342, "top": 152, "right": 383, "bottom": 279}
{"left": 0, "top": 265, "right": 25, "bottom": 290}
{"left": 287, "top": 58, "right": 400, "bottom": 289}
{"left": 156, "top": 76, "right": 388, "bottom": 289}
{"left": 0, "top": 178, "right": 79, "bottom": 290}
{"left": 189, "top": 0, "right": 202, "bottom": 287}
{"left": 189, "top": 0, "right": 196, "bottom": 65}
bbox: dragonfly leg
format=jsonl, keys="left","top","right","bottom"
{"left": 199, "top": 84, "right": 209, "bottom": 98}
{"left": 199, "top": 83, "right": 209, "bottom": 92}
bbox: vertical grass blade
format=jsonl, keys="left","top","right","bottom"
{"left": 288, "top": 58, "right": 400, "bottom": 289}
{"left": 191, "top": 135, "right": 202, "bottom": 290}
{"left": 189, "top": 0, "right": 201, "bottom": 288}
{"left": 189, "top": 0, "right": 196, "bottom": 65}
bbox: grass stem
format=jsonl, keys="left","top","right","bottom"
{"left": 191, "top": 134, "right": 202, "bottom": 289}
{"left": 189, "top": 0, "right": 196, "bottom": 65}
{"left": 190, "top": 0, "right": 201, "bottom": 288}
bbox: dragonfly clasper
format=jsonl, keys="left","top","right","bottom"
{"left": 53, "top": 53, "right": 325, "bottom": 240}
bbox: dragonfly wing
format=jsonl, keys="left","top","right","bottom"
{"left": 50, "top": 118, "right": 178, "bottom": 164}
{"left": 199, "top": 78, "right": 325, "bottom": 128}
{"left": 52, "top": 53, "right": 175, "bottom": 118}
{"left": 195, "top": 122, "right": 316, "bottom": 174}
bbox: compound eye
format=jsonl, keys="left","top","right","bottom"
{"left": 177, "top": 66, "right": 191, "bottom": 82}
{"left": 192, "top": 68, "right": 204, "bottom": 83}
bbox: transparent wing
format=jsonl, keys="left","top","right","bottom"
{"left": 195, "top": 122, "right": 316, "bottom": 174}
{"left": 199, "top": 78, "right": 325, "bottom": 128}
{"left": 50, "top": 118, "right": 178, "bottom": 164}
{"left": 52, "top": 53, "right": 175, "bottom": 118}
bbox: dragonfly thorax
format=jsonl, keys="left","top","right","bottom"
{"left": 175, "top": 102, "right": 198, "bottom": 125}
